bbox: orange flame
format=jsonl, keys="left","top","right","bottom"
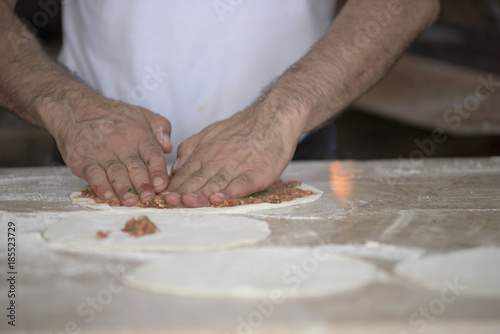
{"left": 329, "top": 161, "right": 353, "bottom": 206}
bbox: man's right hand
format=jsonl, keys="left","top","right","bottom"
{"left": 42, "top": 94, "right": 172, "bottom": 206}
{"left": 0, "top": 0, "right": 172, "bottom": 206}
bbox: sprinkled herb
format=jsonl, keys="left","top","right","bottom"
{"left": 111, "top": 180, "right": 116, "bottom": 184}
{"left": 147, "top": 159, "right": 150, "bottom": 166}
{"left": 271, "top": 199, "right": 276, "bottom": 203}
{"left": 128, "top": 188, "right": 138, "bottom": 195}
{"left": 84, "top": 188, "right": 90, "bottom": 194}
{"left": 152, "top": 198, "right": 156, "bottom": 204}
{"left": 250, "top": 189, "right": 270, "bottom": 197}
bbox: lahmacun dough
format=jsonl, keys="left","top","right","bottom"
{"left": 70, "top": 182, "right": 322, "bottom": 214}
{"left": 43, "top": 211, "right": 271, "bottom": 252}
{"left": 127, "top": 247, "right": 378, "bottom": 298}
{"left": 394, "top": 247, "right": 500, "bottom": 298}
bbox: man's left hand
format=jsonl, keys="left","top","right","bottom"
{"left": 164, "top": 100, "right": 302, "bottom": 207}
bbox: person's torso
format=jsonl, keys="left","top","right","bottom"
{"left": 59, "top": 0, "right": 336, "bottom": 160}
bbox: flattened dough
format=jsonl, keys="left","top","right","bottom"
{"left": 70, "top": 183, "right": 322, "bottom": 214}
{"left": 394, "top": 247, "right": 500, "bottom": 298}
{"left": 43, "top": 212, "right": 270, "bottom": 251}
{"left": 127, "top": 247, "right": 377, "bottom": 298}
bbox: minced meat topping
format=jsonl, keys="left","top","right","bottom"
{"left": 121, "top": 216, "right": 158, "bottom": 237}
{"left": 95, "top": 230, "right": 109, "bottom": 240}
{"left": 79, "top": 179, "right": 314, "bottom": 209}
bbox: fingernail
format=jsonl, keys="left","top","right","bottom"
{"left": 165, "top": 192, "right": 181, "bottom": 205}
{"left": 158, "top": 127, "right": 171, "bottom": 148}
{"left": 123, "top": 192, "right": 137, "bottom": 200}
{"left": 104, "top": 191, "right": 114, "bottom": 200}
{"left": 214, "top": 192, "right": 225, "bottom": 200}
{"left": 153, "top": 177, "right": 164, "bottom": 188}
{"left": 163, "top": 133, "right": 171, "bottom": 147}
{"left": 172, "top": 158, "right": 180, "bottom": 172}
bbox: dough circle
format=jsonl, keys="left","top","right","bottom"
{"left": 70, "top": 183, "right": 323, "bottom": 214}
{"left": 394, "top": 247, "right": 500, "bottom": 298}
{"left": 127, "top": 247, "right": 377, "bottom": 298}
{"left": 43, "top": 211, "right": 270, "bottom": 251}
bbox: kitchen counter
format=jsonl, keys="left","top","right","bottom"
{"left": 1, "top": 157, "right": 499, "bottom": 333}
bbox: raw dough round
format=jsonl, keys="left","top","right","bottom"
{"left": 127, "top": 247, "right": 377, "bottom": 298}
{"left": 70, "top": 183, "right": 322, "bottom": 214}
{"left": 394, "top": 247, "right": 500, "bottom": 298}
{"left": 43, "top": 211, "right": 270, "bottom": 251}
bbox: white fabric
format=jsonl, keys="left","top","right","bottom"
{"left": 59, "top": 0, "right": 335, "bottom": 160}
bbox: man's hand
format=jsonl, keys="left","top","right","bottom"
{"left": 0, "top": 1, "right": 170, "bottom": 206}
{"left": 43, "top": 95, "right": 172, "bottom": 206}
{"left": 164, "top": 0, "right": 439, "bottom": 208}
{"left": 164, "top": 99, "right": 303, "bottom": 208}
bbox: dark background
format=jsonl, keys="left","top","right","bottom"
{"left": 1, "top": 0, "right": 500, "bottom": 167}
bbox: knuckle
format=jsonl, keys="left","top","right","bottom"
{"left": 105, "top": 159, "right": 126, "bottom": 175}
{"left": 82, "top": 163, "right": 101, "bottom": 179}
{"left": 178, "top": 139, "right": 196, "bottom": 157}
{"left": 234, "top": 174, "right": 253, "bottom": 188}
{"left": 189, "top": 175, "right": 207, "bottom": 186}
{"left": 117, "top": 185, "right": 133, "bottom": 196}
{"left": 155, "top": 114, "right": 171, "bottom": 131}
{"left": 127, "top": 163, "right": 146, "bottom": 175}
{"left": 140, "top": 142, "right": 166, "bottom": 163}
{"left": 191, "top": 168, "right": 207, "bottom": 179}
{"left": 181, "top": 161, "right": 202, "bottom": 175}
{"left": 147, "top": 158, "right": 166, "bottom": 173}
{"left": 210, "top": 171, "right": 230, "bottom": 187}
{"left": 169, "top": 162, "right": 200, "bottom": 188}
{"left": 123, "top": 156, "right": 146, "bottom": 172}
{"left": 142, "top": 139, "right": 163, "bottom": 155}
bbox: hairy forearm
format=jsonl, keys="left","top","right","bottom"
{"left": 0, "top": 0, "right": 93, "bottom": 131}
{"left": 263, "top": 0, "right": 440, "bottom": 135}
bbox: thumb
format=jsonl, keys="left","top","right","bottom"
{"left": 144, "top": 110, "right": 172, "bottom": 153}
{"left": 172, "top": 133, "right": 201, "bottom": 174}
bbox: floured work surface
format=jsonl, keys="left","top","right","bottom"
{"left": 1, "top": 157, "right": 500, "bottom": 333}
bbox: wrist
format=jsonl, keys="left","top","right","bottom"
{"left": 252, "top": 84, "right": 311, "bottom": 143}
{"left": 35, "top": 80, "right": 95, "bottom": 137}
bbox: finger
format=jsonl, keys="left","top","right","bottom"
{"left": 176, "top": 166, "right": 222, "bottom": 208}
{"left": 172, "top": 135, "right": 200, "bottom": 174}
{"left": 166, "top": 160, "right": 202, "bottom": 192}
{"left": 144, "top": 110, "right": 173, "bottom": 153}
{"left": 208, "top": 172, "right": 266, "bottom": 204}
{"left": 80, "top": 158, "right": 117, "bottom": 201}
{"left": 164, "top": 160, "right": 203, "bottom": 205}
{"left": 162, "top": 191, "right": 182, "bottom": 206}
{"left": 119, "top": 153, "right": 156, "bottom": 202}
{"left": 182, "top": 168, "right": 233, "bottom": 207}
{"left": 139, "top": 137, "right": 169, "bottom": 193}
{"left": 103, "top": 158, "right": 139, "bottom": 206}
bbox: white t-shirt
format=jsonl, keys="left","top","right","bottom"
{"left": 59, "top": 0, "right": 335, "bottom": 159}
